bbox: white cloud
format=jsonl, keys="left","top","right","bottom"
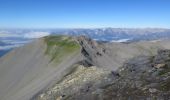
{"left": 2, "top": 39, "right": 31, "bottom": 45}
{"left": 0, "top": 31, "right": 21, "bottom": 38}
{"left": 23, "top": 32, "right": 50, "bottom": 38}
{"left": 0, "top": 44, "right": 22, "bottom": 50}
{"left": 0, "top": 31, "right": 51, "bottom": 39}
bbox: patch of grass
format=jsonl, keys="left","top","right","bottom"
{"left": 44, "top": 35, "right": 80, "bottom": 63}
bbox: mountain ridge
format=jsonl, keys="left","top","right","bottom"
{"left": 1, "top": 35, "right": 170, "bottom": 100}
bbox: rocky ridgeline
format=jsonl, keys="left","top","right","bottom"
{"left": 34, "top": 36, "right": 170, "bottom": 100}
{"left": 2, "top": 35, "right": 170, "bottom": 100}
{"left": 35, "top": 45, "right": 170, "bottom": 100}
{"left": 57, "top": 49, "right": 170, "bottom": 100}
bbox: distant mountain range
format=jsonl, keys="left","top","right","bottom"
{"left": 53, "top": 28, "right": 170, "bottom": 42}
{"left": 0, "top": 28, "right": 170, "bottom": 57}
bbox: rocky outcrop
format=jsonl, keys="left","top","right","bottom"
{"left": 77, "top": 36, "right": 119, "bottom": 70}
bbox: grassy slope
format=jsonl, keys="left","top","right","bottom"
{"left": 44, "top": 35, "right": 80, "bottom": 63}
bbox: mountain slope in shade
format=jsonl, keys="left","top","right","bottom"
{"left": 1, "top": 35, "right": 170, "bottom": 100}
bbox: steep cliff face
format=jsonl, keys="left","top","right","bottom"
{"left": 1, "top": 35, "right": 170, "bottom": 100}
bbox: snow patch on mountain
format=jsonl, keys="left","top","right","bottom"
{"left": 111, "top": 39, "right": 131, "bottom": 43}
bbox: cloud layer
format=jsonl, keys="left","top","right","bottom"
{"left": 23, "top": 32, "right": 50, "bottom": 38}
{"left": 0, "top": 31, "right": 51, "bottom": 51}
{"left": 0, "top": 44, "right": 22, "bottom": 50}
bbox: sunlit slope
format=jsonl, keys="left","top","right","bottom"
{"left": 0, "top": 35, "right": 81, "bottom": 100}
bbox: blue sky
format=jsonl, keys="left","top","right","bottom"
{"left": 0, "top": 0, "right": 170, "bottom": 28}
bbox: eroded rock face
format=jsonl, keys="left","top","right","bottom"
{"left": 77, "top": 36, "right": 119, "bottom": 70}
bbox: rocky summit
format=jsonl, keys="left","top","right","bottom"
{"left": 1, "top": 35, "right": 170, "bottom": 100}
